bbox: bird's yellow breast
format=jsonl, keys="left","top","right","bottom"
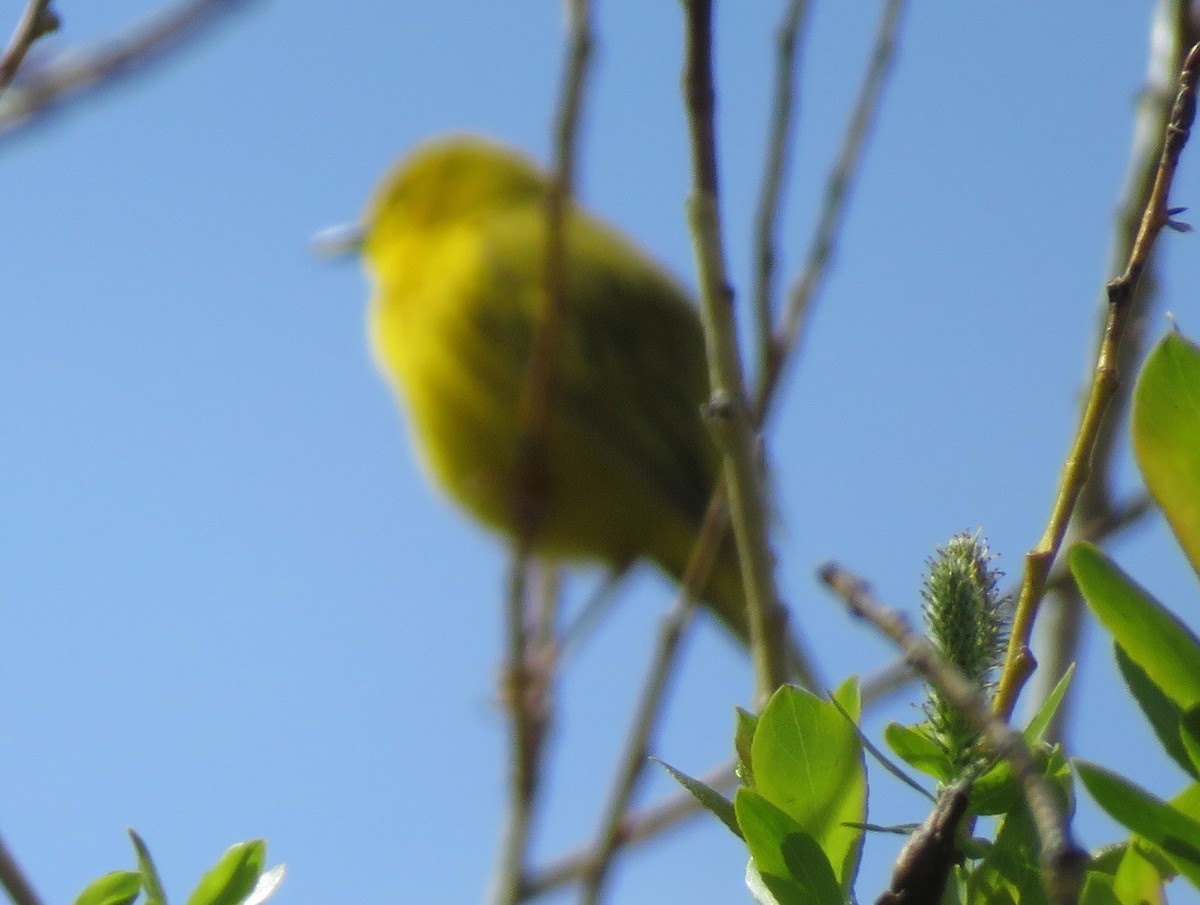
{"left": 358, "top": 136, "right": 749, "bottom": 641}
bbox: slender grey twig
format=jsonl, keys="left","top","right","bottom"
{"left": 0, "top": 832, "right": 42, "bottom": 905}
{"left": 493, "top": 2, "right": 593, "bottom": 902}
{"left": 0, "top": 0, "right": 57, "bottom": 96}
{"left": 751, "top": 0, "right": 812, "bottom": 376}
{"left": 756, "top": 0, "right": 909, "bottom": 421}
{"left": 0, "top": 0, "right": 256, "bottom": 137}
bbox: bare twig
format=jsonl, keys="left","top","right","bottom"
{"left": 526, "top": 759, "right": 740, "bottom": 900}
{"left": 755, "top": 0, "right": 909, "bottom": 420}
{"left": 1033, "top": 0, "right": 1200, "bottom": 738}
{"left": 0, "top": 831, "right": 42, "bottom": 905}
{"left": 681, "top": 0, "right": 791, "bottom": 700}
{"left": 0, "top": 0, "right": 256, "bottom": 138}
{"left": 0, "top": 0, "right": 58, "bottom": 96}
{"left": 492, "top": 2, "right": 594, "bottom": 903}
{"left": 820, "top": 563, "right": 1087, "bottom": 905}
{"left": 577, "top": 566, "right": 706, "bottom": 905}
{"left": 993, "top": 39, "right": 1200, "bottom": 722}
{"left": 750, "top": 0, "right": 812, "bottom": 376}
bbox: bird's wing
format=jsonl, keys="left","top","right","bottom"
{"left": 471, "top": 205, "right": 719, "bottom": 527}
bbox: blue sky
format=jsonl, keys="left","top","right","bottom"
{"left": 3, "top": 2, "right": 1198, "bottom": 903}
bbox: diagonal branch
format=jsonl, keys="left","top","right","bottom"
{"left": 993, "top": 39, "right": 1200, "bottom": 722}
{"left": 0, "top": 0, "right": 58, "bottom": 96}
{"left": 0, "top": 0, "right": 257, "bottom": 138}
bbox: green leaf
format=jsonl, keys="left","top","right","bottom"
{"left": 831, "top": 676, "right": 861, "bottom": 723}
{"left": 1183, "top": 707, "right": 1200, "bottom": 777}
{"left": 1079, "top": 871, "right": 1124, "bottom": 905}
{"left": 735, "top": 789, "right": 841, "bottom": 905}
{"left": 883, "top": 722, "right": 953, "bottom": 782}
{"left": 1115, "top": 644, "right": 1199, "bottom": 779}
{"left": 736, "top": 707, "right": 759, "bottom": 787}
{"left": 1132, "top": 330, "right": 1200, "bottom": 575}
{"left": 1114, "top": 842, "right": 1168, "bottom": 905}
{"left": 1075, "top": 760, "right": 1200, "bottom": 888}
{"left": 969, "top": 802, "right": 1048, "bottom": 905}
{"left": 751, "top": 685, "right": 865, "bottom": 893}
{"left": 184, "top": 840, "right": 266, "bottom": 905}
{"left": 1070, "top": 543, "right": 1200, "bottom": 709}
{"left": 970, "top": 758, "right": 1021, "bottom": 817}
{"left": 73, "top": 871, "right": 143, "bottom": 905}
{"left": 1024, "top": 664, "right": 1075, "bottom": 744}
{"left": 128, "top": 829, "right": 167, "bottom": 905}
{"left": 655, "top": 757, "right": 741, "bottom": 838}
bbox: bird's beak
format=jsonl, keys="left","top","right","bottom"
{"left": 311, "top": 222, "right": 366, "bottom": 259}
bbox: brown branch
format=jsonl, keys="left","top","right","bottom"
{"left": 993, "top": 39, "right": 1200, "bottom": 722}
{"left": 755, "top": 0, "right": 909, "bottom": 421}
{"left": 0, "top": 0, "right": 257, "bottom": 138}
{"left": 0, "top": 0, "right": 58, "bottom": 96}
{"left": 750, "top": 0, "right": 812, "bottom": 377}
{"left": 1033, "top": 0, "right": 1200, "bottom": 738}
{"left": 820, "top": 563, "right": 1087, "bottom": 905}
{"left": 493, "top": 2, "right": 594, "bottom": 903}
{"left": 0, "top": 831, "right": 42, "bottom": 905}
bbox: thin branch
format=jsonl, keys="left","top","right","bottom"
{"left": 993, "top": 39, "right": 1200, "bottom": 722}
{"left": 0, "top": 832, "right": 42, "bottom": 905}
{"left": 750, "top": 0, "right": 812, "bottom": 378}
{"left": 820, "top": 563, "right": 1087, "bottom": 905}
{"left": 0, "top": 0, "right": 58, "bottom": 96}
{"left": 1033, "top": 0, "right": 1200, "bottom": 736}
{"left": 0, "top": 0, "right": 256, "bottom": 139}
{"left": 526, "top": 759, "right": 740, "bottom": 901}
{"left": 492, "top": 2, "right": 594, "bottom": 902}
{"left": 576, "top": 562, "right": 706, "bottom": 905}
{"left": 755, "top": 0, "right": 909, "bottom": 421}
{"left": 681, "top": 0, "right": 790, "bottom": 701}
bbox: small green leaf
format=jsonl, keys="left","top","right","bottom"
{"left": 1116, "top": 644, "right": 1199, "bottom": 780}
{"left": 1075, "top": 760, "right": 1200, "bottom": 888}
{"left": 1024, "top": 664, "right": 1075, "bottom": 744}
{"left": 655, "top": 758, "right": 741, "bottom": 838}
{"left": 1070, "top": 543, "right": 1200, "bottom": 709}
{"left": 73, "top": 870, "right": 143, "bottom": 905}
{"left": 970, "top": 758, "right": 1021, "bottom": 817}
{"left": 1114, "top": 842, "right": 1169, "bottom": 905}
{"left": 128, "top": 829, "right": 167, "bottom": 905}
{"left": 1132, "top": 330, "right": 1200, "bottom": 575}
{"left": 736, "top": 707, "right": 759, "bottom": 787}
{"left": 831, "top": 676, "right": 861, "bottom": 723}
{"left": 883, "top": 722, "right": 953, "bottom": 781}
{"left": 745, "top": 861, "right": 807, "bottom": 905}
{"left": 735, "top": 789, "right": 841, "bottom": 905}
{"left": 752, "top": 685, "right": 865, "bottom": 892}
{"left": 185, "top": 840, "right": 266, "bottom": 905}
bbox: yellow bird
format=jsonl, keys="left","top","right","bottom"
{"left": 359, "top": 135, "right": 751, "bottom": 643}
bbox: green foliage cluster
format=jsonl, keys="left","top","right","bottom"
{"left": 73, "top": 831, "right": 282, "bottom": 905}
{"left": 666, "top": 331, "right": 1200, "bottom": 904}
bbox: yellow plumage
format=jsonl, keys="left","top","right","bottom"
{"left": 361, "top": 136, "right": 748, "bottom": 641}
